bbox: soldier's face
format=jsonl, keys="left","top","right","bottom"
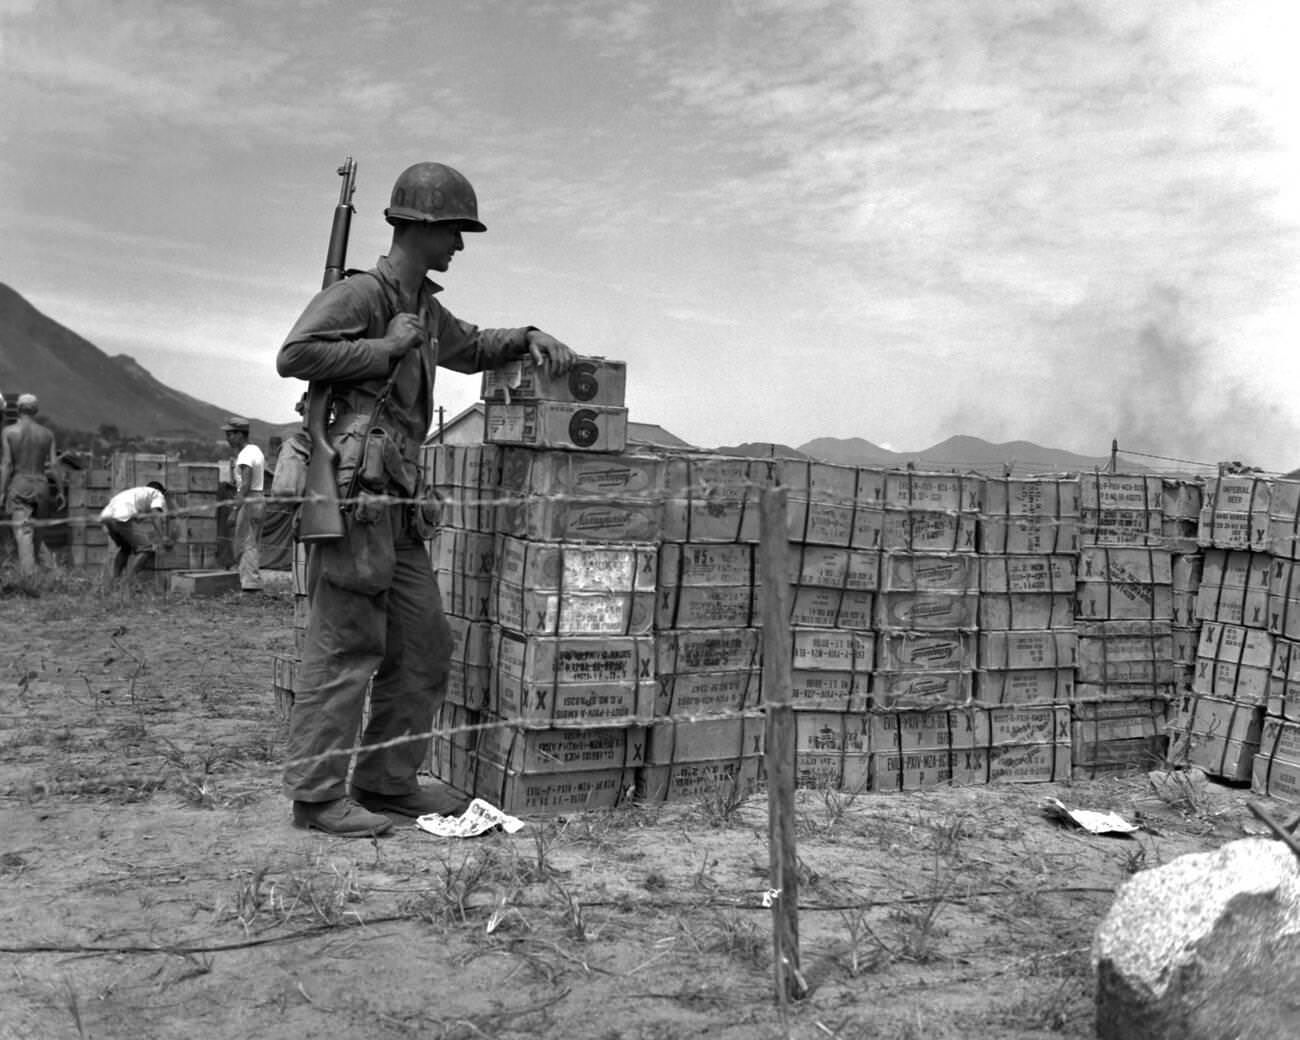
{"left": 423, "top": 224, "right": 465, "bottom": 272}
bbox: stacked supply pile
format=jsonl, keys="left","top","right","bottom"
{"left": 431, "top": 357, "right": 661, "bottom": 814}
{"left": 1072, "top": 473, "right": 1188, "bottom": 779}
{"left": 64, "top": 461, "right": 113, "bottom": 567}
{"left": 647, "top": 453, "right": 776, "bottom": 802}
{"left": 976, "top": 476, "right": 1079, "bottom": 707}
{"left": 1253, "top": 478, "right": 1300, "bottom": 800}
{"left": 64, "top": 454, "right": 223, "bottom": 574}
{"left": 1170, "top": 473, "right": 1272, "bottom": 781}
{"left": 866, "top": 470, "right": 1069, "bottom": 788}
{"left": 780, "top": 459, "right": 879, "bottom": 791}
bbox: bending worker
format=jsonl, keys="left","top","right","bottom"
{"left": 277, "top": 160, "right": 575, "bottom": 837}
{"left": 100, "top": 481, "right": 171, "bottom": 590}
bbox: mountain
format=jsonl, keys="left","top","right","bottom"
{"left": 797, "top": 434, "right": 1125, "bottom": 475}
{"left": 0, "top": 282, "right": 294, "bottom": 446}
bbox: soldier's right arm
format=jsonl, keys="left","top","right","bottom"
{"left": 277, "top": 281, "right": 400, "bottom": 384}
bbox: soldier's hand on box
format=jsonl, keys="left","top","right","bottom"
{"left": 526, "top": 330, "right": 576, "bottom": 376}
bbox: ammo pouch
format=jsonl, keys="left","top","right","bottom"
{"left": 331, "top": 413, "right": 418, "bottom": 501}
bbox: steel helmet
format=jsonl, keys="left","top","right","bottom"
{"left": 384, "top": 162, "right": 486, "bottom": 231}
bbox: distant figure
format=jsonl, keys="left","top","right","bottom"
{"left": 223, "top": 417, "right": 266, "bottom": 592}
{"left": 99, "top": 481, "right": 171, "bottom": 589}
{"left": 0, "top": 393, "right": 63, "bottom": 576}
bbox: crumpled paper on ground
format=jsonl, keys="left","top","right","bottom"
{"left": 1043, "top": 796, "right": 1139, "bottom": 835}
{"left": 415, "top": 798, "right": 526, "bottom": 838}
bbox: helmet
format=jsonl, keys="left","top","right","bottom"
{"left": 384, "top": 162, "right": 486, "bottom": 231}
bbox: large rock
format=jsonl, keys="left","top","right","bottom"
{"left": 1093, "top": 838, "right": 1300, "bottom": 1039}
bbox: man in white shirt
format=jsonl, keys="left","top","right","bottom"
{"left": 222, "top": 417, "right": 266, "bottom": 592}
{"left": 100, "top": 481, "right": 170, "bottom": 589}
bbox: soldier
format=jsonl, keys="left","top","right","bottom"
{"left": 277, "top": 161, "right": 575, "bottom": 836}
{"left": 0, "top": 394, "right": 63, "bottom": 576}
{"left": 222, "top": 417, "right": 266, "bottom": 593}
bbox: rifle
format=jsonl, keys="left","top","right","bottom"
{"left": 297, "top": 157, "right": 357, "bottom": 543}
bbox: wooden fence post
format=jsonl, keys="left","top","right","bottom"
{"left": 760, "top": 486, "right": 805, "bottom": 1005}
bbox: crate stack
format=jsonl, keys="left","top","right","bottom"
{"left": 430, "top": 358, "right": 663, "bottom": 815}
{"left": 63, "top": 453, "right": 224, "bottom": 575}
{"left": 1170, "top": 473, "right": 1273, "bottom": 782}
{"left": 779, "top": 459, "right": 879, "bottom": 792}
{"left": 64, "top": 461, "right": 114, "bottom": 567}
{"left": 647, "top": 453, "right": 776, "bottom": 802}
{"left": 1071, "top": 473, "right": 1185, "bottom": 779}
{"left": 1252, "top": 478, "right": 1300, "bottom": 800}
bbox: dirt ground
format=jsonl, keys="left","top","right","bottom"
{"left": 0, "top": 567, "right": 1276, "bottom": 1040}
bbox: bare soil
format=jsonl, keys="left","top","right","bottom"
{"left": 0, "top": 569, "right": 1271, "bottom": 1040}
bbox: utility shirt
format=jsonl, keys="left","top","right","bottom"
{"left": 277, "top": 255, "right": 531, "bottom": 461}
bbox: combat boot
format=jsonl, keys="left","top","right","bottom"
{"left": 292, "top": 796, "right": 393, "bottom": 836}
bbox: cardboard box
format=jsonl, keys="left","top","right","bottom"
{"left": 422, "top": 442, "right": 502, "bottom": 491}
{"left": 789, "top": 669, "right": 870, "bottom": 711}
{"left": 978, "top": 515, "right": 1080, "bottom": 555}
{"left": 1193, "top": 622, "right": 1274, "bottom": 703}
{"left": 658, "top": 542, "right": 757, "bottom": 587}
{"left": 975, "top": 668, "right": 1075, "bottom": 705}
{"left": 1196, "top": 549, "right": 1271, "bottom": 627}
{"left": 655, "top": 669, "right": 761, "bottom": 717}
{"left": 956, "top": 742, "right": 1072, "bottom": 784}
{"left": 482, "top": 356, "right": 627, "bottom": 407}
{"left": 789, "top": 586, "right": 874, "bottom": 630}
{"left": 882, "top": 471, "right": 983, "bottom": 513}
{"left": 636, "top": 757, "right": 764, "bottom": 804}
{"left": 484, "top": 401, "right": 628, "bottom": 452}
{"left": 1251, "top": 749, "right": 1300, "bottom": 803}
{"left": 645, "top": 714, "right": 765, "bottom": 764}
{"left": 1171, "top": 729, "right": 1256, "bottom": 782}
{"left": 474, "top": 716, "right": 646, "bottom": 774}
{"left": 659, "top": 455, "right": 774, "bottom": 543}
{"left": 495, "top": 496, "right": 663, "bottom": 543}
{"left": 497, "top": 447, "right": 664, "bottom": 497}
{"left": 1260, "top": 716, "right": 1300, "bottom": 763}
{"left": 789, "top": 627, "right": 874, "bottom": 671}
{"left": 465, "top": 758, "right": 636, "bottom": 815}
{"left": 430, "top": 528, "right": 497, "bottom": 579}
{"left": 1075, "top": 682, "right": 1177, "bottom": 702}
{"left": 1072, "top": 698, "right": 1167, "bottom": 744}
{"left": 492, "top": 629, "right": 656, "bottom": 724}
{"left": 979, "top": 630, "right": 1077, "bottom": 670}
{"left": 1076, "top": 582, "right": 1173, "bottom": 622}
{"left": 880, "top": 510, "right": 978, "bottom": 553}
{"left": 875, "top": 591, "right": 979, "bottom": 631}
{"left": 495, "top": 536, "right": 656, "bottom": 593}
{"left": 656, "top": 628, "right": 763, "bottom": 674}
{"left": 980, "top": 593, "right": 1074, "bottom": 630}
{"left": 492, "top": 581, "right": 654, "bottom": 636}
{"left": 1197, "top": 475, "right": 1271, "bottom": 551}
{"left": 870, "top": 670, "right": 973, "bottom": 710}
{"left": 775, "top": 459, "right": 875, "bottom": 503}
{"left": 656, "top": 584, "right": 759, "bottom": 629}
{"left": 788, "top": 544, "right": 880, "bottom": 591}
{"left": 876, "top": 630, "right": 976, "bottom": 672}
{"left": 437, "top": 570, "right": 493, "bottom": 621}
{"left": 979, "top": 554, "right": 1077, "bottom": 594}
{"left": 1071, "top": 738, "right": 1168, "bottom": 780}
{"left": 797, "top": 751, "right": 871, "bottom": 792}
{"left": 879, "top": 552, "right": 979, "bottom": 593}
{"left": 1078, "top": 546, "right": 1173, "bottom": 585}
{"left": 867, "top": 705, "right": 1069, "bottom": 752}
{"left": 1170, "top": 692, "right": 1264, "bottom": 745}
{"left": 1268, "top": 636, "right": 1300, "bottom": 722}
{"left": 983, "top": 477, "right": 1081, "bottom": 518}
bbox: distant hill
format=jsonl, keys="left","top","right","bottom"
{"left": 798, "top": 433, "right": 1127, "bottom": 475}
{"left": 0, "top": 282, "right": 294, "bottom": 446}
{"left": 713, "top": 442, "right": 814, "bottom": 460}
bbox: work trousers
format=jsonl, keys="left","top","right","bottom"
{"left": 6, "top": 475, "right": 50, "bottom": 575}
{"left": 283, "top": 512, "right": 452, "bottom": 803}
{"left": 234, "top": 494, "right": 266, "bottom": 591}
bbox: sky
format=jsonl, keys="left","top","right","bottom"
{"left": 2, "top": 0, "right": 1299, "bottom": 472}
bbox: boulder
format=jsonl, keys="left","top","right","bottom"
{"left": 1093, "top": 837, "right": 1300, "bottom": 1039}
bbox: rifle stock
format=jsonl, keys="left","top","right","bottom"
{"left": 298, "top": 157, "right": 357, "bottom": 543}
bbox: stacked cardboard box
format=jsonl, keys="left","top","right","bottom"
{"left": 1071, "top": 473, "right": 1188, "bottom": 778}
{"left": 1170, "top": 475, "right": 1273, "bottom": 781}
{"left": 427, "top": 358, "right": 665, "bottom": 814}
{"left": 1253, "top": 478, "right": 1300, "bottom": 800}
{"left": 64, "top": 454, "right": 223, "bottom": 573}
{"left": 976, "top": 476, "right": 1079, "bottom": 707}
{"left": 648, "top": 454, "right": 775, "bottom": 801}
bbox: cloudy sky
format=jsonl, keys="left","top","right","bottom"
{"left": 2, "top": 0, "right": 1298, "bottom": 470}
